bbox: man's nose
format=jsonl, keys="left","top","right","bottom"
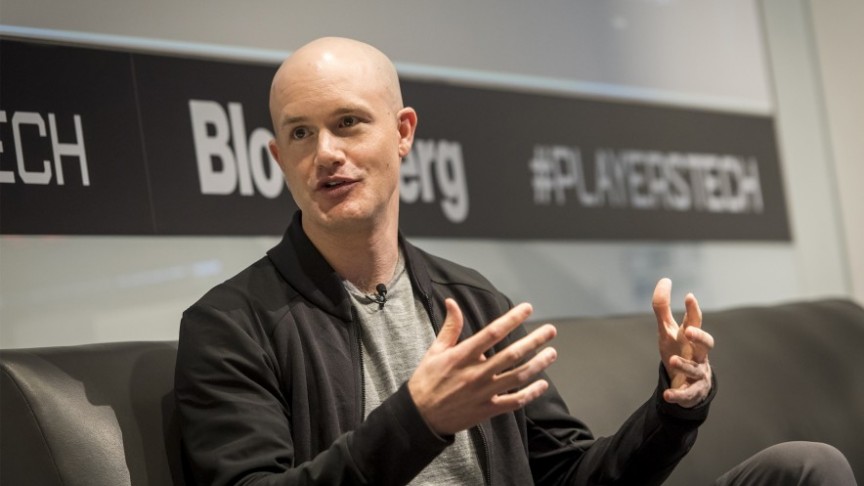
{"left": 314, "top": 130, "right": 344, "bottom": 167}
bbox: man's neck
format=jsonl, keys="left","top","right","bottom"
{"left": 303, "top": 216, "right": 400, "bottom": 294}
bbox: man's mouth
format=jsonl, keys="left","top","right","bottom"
{"left": 319, "top": 178, "right": 357, "bottom": 191}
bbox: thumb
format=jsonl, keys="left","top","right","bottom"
{"left": 432, "top": 298, "right": 464, "bottom": 352}
{"left": 652, "top": 278, "right": 676, "bottom": 333}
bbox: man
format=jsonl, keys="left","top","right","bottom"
{"left": 175, "top": 37, "right": 855, "bottom": 485}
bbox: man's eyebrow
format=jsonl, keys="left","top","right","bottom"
{"left": 280, "top": 106, "right": 372, "bottom": 128}
{"left": 280, "top": 115, "right": 307, "bottom": 127}
{"left": 329, "top": 105, "right": 373, "bottom": 120}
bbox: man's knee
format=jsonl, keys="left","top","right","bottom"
{"left": 765, "top": 441, "right": 853, "bottom": 481}
{"left": 716, "top": 441, "right": 856, "bottom": 486}
{"left": 799, "top": 441, "right": 854, "bottom": 473}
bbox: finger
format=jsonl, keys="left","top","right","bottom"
{"left": 667, "top": 355, "right": 708, "bottom": 382}
{"left": 663, "top": 386, "right": 701, "bottom": 406}
{"left": 663, "top": 376, "right": 711, "bottom": 407}
{"left": 430, "top": 298, "right": 464, "bottom": 353}
{"left": 491, "top": 346, "right": 557, "bottom": 393}
{"left": 459, "top": 303, "right": 534, "bottom": 359}
{"left": 652, "top": 278, "right": 676, "bottom": 333}
{"left": 682, "top": 293, "right": 702, "bottom": 330}
{"left": 490, "top": 379, "right": 550, "bottom": 412}
{"left": 685, "top": 327, "right": 715, "bottom": 363}
{"left": 485, "top": 324, "right": 557, "bottom": 375}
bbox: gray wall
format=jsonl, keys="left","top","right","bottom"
{"left": 1, "top": 0, "right": 861, "bottom": 348}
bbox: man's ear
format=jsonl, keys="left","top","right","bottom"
{"left": 396, "top": 107, "right": 418, "bottom": 158}
{"left": 269, "top": 139, "right": 286, "bottom": 173}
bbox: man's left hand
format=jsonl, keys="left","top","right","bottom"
{"left": 651, "top": 278, "right": 714, "bottom": 408}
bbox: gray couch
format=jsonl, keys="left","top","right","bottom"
{"left": 2, "top": 299, "right": 862, "bottom": 485}
{"left": 531, "top": 298, "right": 863, "bottom": 484}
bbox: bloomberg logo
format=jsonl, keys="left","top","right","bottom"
{"left": 401, "top": 139, "right": 469, "bottom": 223}
{"left": 189, "top": 100, "right": 469, "bottom": 223}
{"left": 189, "top": 100, "right": 283, "bottom": 198}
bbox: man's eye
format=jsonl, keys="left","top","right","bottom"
{"left": 339, "top": 116, "right": 358, "bottom": 128}
{"left": 291, "top": 127, "right": 309, "bottom": 140}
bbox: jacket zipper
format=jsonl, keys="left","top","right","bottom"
{"left": 470, "top": 426, "right": 492, "bottom": 486}
{"left": 421, "top": 291, "right": 491, "bottom": 486}
{"left": 350, "top": 305, "right": 366, "bottom": 422}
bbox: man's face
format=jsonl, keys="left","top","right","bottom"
{"left": 269, "top": 50, "right": 415, "bottom": 236}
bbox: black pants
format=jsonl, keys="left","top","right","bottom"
{"left": 713, "top": 442, "right": 857, "bottom": 485}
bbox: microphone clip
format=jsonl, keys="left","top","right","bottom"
{"left": 374, "top": 283, "right": 387, "bottom": 309}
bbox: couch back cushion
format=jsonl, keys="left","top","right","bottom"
{"left": 2, "top": 299, "right": 861, "bottom": 485}
{"left": 531, "top": 298, "right": 864, "bottom": 485}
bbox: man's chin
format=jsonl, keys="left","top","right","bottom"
{"left": 303, "top": 196, "right": 396, "bottom": 233}
{"left": 311, "top": 207, "right": 376, "bottom": 231}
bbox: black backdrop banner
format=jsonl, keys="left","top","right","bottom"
{"left": 0, "top": 39, "right": 790, "bottom": 240}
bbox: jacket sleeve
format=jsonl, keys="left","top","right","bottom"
{"left": 526, "top": 362, "right": 717, "bottom": 486}
{"left": 174, "top": 303, "right": 451, "bottom": 486}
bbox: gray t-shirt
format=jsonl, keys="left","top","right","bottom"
{"left": 344, "top": 254, "right": 484, "bottom": 485}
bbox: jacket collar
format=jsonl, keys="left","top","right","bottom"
{"left": 266, "top": 211, "right": 434, "bottom": 322}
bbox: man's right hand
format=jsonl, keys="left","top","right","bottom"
{"left": 407, "top": 299, "right": 558, "bottom": 436}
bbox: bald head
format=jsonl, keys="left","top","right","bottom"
{"left": 264, "top": 36, "right": 419, "bottom": 263}
{"left": 269, "top": 37, "right": 404, "bottom": 131}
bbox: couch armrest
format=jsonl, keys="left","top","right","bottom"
{"left": 0, "top": 341, "right": 183, "bottom": 486}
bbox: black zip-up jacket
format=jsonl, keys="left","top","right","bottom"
{"left": 175, "top": 212, "right": 715, "bottom": 485}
